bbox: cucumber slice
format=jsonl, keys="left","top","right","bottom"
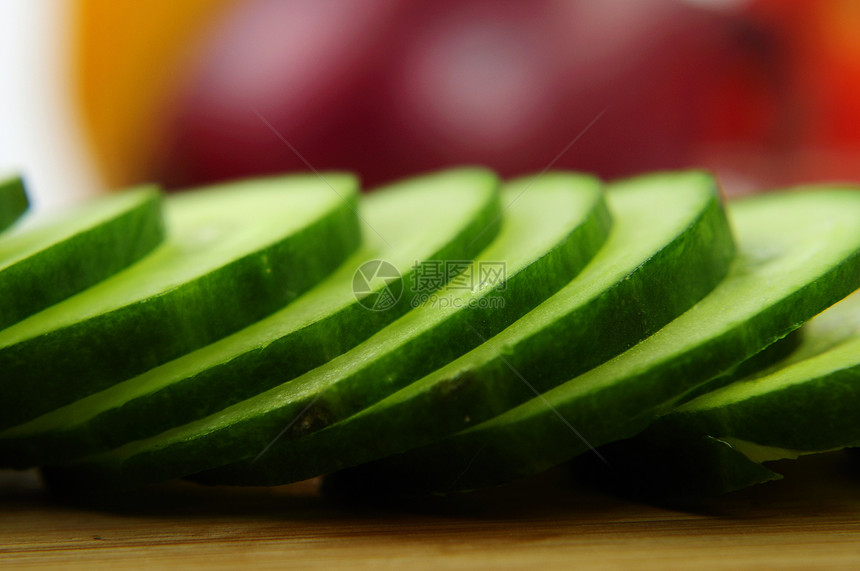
{"left": 0, "top": 175, "right": 28, "bottom": 234}
{"left": 46, "top": 171, "right": 613, "bottom": 490}
{"left": 675, "top": 326, "right": 804, "bottom": 406}
{"left": 0, "top": 174, "right": 361, "bottom": 430}
{"left": 325, "top": 186, "right": 860, "bottom": 494}
{"left": 1, "top": 186, "right": 164, "bottom": 331}
{"left": 196, "top": 170, "right": 737, "bottom": 486}
{"left": 594, "top": 289, "right": 860, "bottom": 496}
{"left": 0, "top": 168, "right": 503, "bottom": 466}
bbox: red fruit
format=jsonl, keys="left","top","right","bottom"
{"left": 157, "top": 0, "right": 759, "bottom": 190}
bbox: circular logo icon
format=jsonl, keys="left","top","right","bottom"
{"left": 352, "top": 259, "right": 403, "bottom": 311}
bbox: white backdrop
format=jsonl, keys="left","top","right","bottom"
{"left": 0, "top": 0, "right": 102, "bottom": 210}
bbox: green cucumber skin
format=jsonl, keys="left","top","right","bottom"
{"left": 0, "top": 181, "right": 361, "bottom": 430}
{"left": 47, "top": 174, "right": 613, "bottom": 490}
{"left": 569, "top": 329, "right": 812, "bottom": 498}
{"left": 646, "top": 299, "right": 860, "bottom": 450}
{"left": 196, "top": 171, "right": 738, "bottom": 486}
{"left": 675, "top": 328, "right": 804, "bottom": 405}
{"left": 265, "top": 184, "right": 612, "bottom": 420}
{"left": 0, "top": 171, "right": 504, "bottom": 466}
{"left": 0, "top": 187, "right": 165, "bottom": 331}
{"left": 328, "top": 190, "right": 860, "bottom": 494}
{"left": 685, "top": 361, "right": 860, "bottom": 452}
{"left": 0, "top": 176, "right": 28, "bottom": 234}
{"left": 587, "top": 358, "right": 860, "bottom": 497}
{"left": 587, "top": 292, "right": 860, "bottom": 496}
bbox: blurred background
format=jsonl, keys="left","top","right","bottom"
{"left": 2, "top": 0, "right": 859, "bottom": 207}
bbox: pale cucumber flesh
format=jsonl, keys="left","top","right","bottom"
{"left": 0, "top": 168, "right": 503, "bottom": 466}
{"left": 0, "top": 174, "right": 361, "bottom": 430}
{"left": 195, "top": 170, "right": 737, "bottom": 486}
{"left": 46, "top": 172, "right": 613, "bottom": 490}
{"left": 332, "top": 188, "right": 860, "bottom": 494}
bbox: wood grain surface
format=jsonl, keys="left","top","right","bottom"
{"left": 2, "top": 452, "right": 859, "bottom": 569}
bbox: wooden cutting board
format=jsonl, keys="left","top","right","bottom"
{"left": 2, "top": 452, "right": 859, "bottom": 569}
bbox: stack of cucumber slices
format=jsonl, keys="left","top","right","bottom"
{"left": 0, "top": 167, "right": 858, "bottom": 497}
